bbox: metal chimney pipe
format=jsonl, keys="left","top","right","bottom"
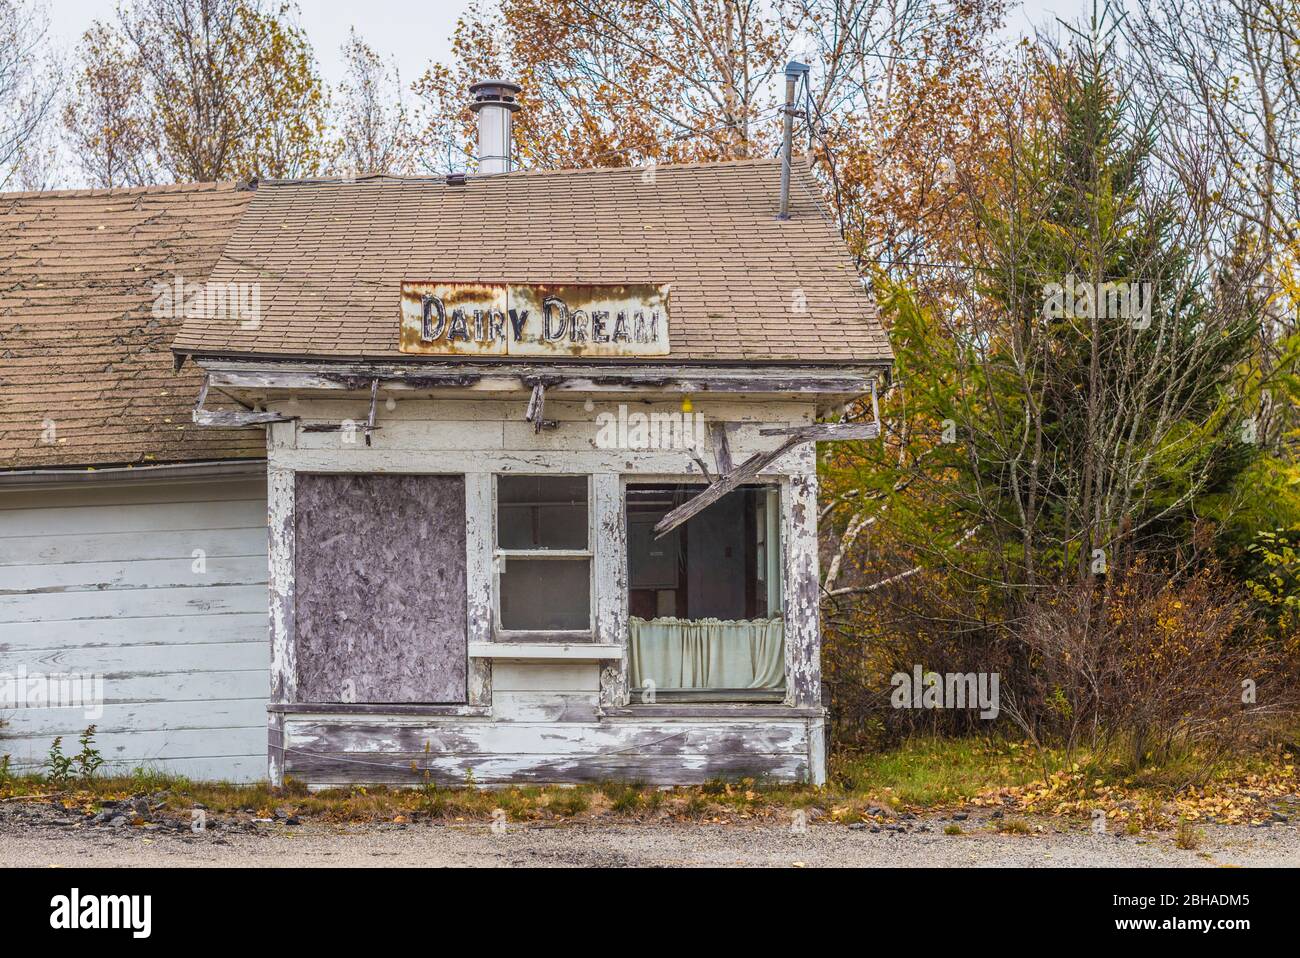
{"left": 469, "top": 79, "right": 522, "bottom": 175}
{"left": 777, "top": 61, "right": 809, "bottom": 220}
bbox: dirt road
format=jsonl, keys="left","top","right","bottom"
{"left": 1, "top": 806, "right": 1296, "bottom": 867}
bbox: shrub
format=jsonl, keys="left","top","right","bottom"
{"left": 1004, "top": 560, "right": 1295, "bottom": 777}
{"left": 823, "top": 563, "right": 1019, "bottom": 749}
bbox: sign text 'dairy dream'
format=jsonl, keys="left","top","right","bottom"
{"left": 399, "top": 282, "right": 671, "bottom": 357}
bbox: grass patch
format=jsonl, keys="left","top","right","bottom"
{"left": 995, "top": 817, "right": 1033, "bottom": 835}
{"left": 545, "top": 789, "right": 591, "bottom": 817}
{"left": 943, "top": 823, "right": 964, "bottom": 835}
{"left": 831, "top": 737, "right": 1044, "bottom": 806}
{"left": 2, "top": 732, "right": 1294, "bottom": 831}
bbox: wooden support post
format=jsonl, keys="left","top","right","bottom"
{"left": 594, "top": 474, "right": 629, "bottom": 707}
{"left": 782, "top": 468, "right": 822, "bottom": 710}
{"left": 465, "top": 472, "right": 494, "bottom": 707}
{"left": 267, "top": 466, "right": 296, "bottom": 786}
{"left": 709, "top": 421, "right": 734, "bottom": 473}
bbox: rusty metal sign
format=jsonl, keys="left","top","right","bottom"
{"left": 399, "top": 282, "right": 671, "bottom": 357}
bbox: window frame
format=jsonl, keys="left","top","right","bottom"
{"left": 623, "top": 478, "right": 787, "bottom": 702}
{"left": 492, "top": 473, "right": 595, "bottom": 642}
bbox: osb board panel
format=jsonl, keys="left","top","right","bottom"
{"left": 293, "top": 473, "right": 467, "bottom": 703}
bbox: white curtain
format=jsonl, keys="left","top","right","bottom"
{"left": 629, "top": 616, "right": 785, "bottom": 691}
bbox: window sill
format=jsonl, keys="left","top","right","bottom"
{"left": 269, "top": 703, "right": 492, "bottom": 717}
{"left": 469, "top": 642, "right": 623, "bottom": 661}
{"left": 600, "top": 703, "right": 825, "bottom": 719}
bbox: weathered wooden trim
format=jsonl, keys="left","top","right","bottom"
{"left": 0, "top": 459, "right": 266, "bottom": 487}
{"left": 286, "top": 751, "right": 808, "bottom": 786}
{"left": 269, "top": 448, "right": 795, "bottom": 479}
{"left": 626, "top": 688, "right": 785, "bottom": 703}
{"left": 465, "top": 473, "right": 494, "bottom": 707}
{"left": 807, "top": 714, "right": 827, "bottom": 785}
{"left": 267, "top": 466, "right": 296, "bottom": 716}
{"left": 270, "top": 703, "right": 491, "bottom": 717}
{"left": 468, "top": 642, "right": 622, "bottom": 660}
{"left": 280, "top": 718, "right": 812, "bottom": 785}
{"left": 782, "top": 472, "right": 822, "bottom": 708}
{"left": 599, "top": 705, "right": 825, "bottom": 719}
{"left": 594, "top": 473, "right": 630, "bottom": 707}
{"left": 268, "top": 709, "right": 285, "bottom": 787}
{"left": 523, "top": 379, "right": 561, "bottom": 432}
{"left": 710, "top": 421, "right": 734, "bottom": 473}
{"left": 192, "top": 373, "right": 296, "bottom": 428}
{"left": 202, "top": 359, "right": 887, "bottom": 398}
{"left": 364, "top": 378, "right": 379, "bottom": 446}
{"left": 757, "top": 421, "right": 880, "bottom": 440}
{"left": 194, "top": 408, "right": 295, "bottom": 427}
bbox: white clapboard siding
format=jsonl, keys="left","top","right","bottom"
{"left": 0, "top": 555, "right": 267, "bottom": 594}
{"left": 0, "top": 612, "right": 265, "bottom": 650}
{"left": 0, "top": 527, "right": 266, "bottom": 567}
{"left": 0, "top": 477, "right": 268, "bottom": 781}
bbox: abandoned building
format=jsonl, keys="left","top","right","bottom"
{"left": 0, "top": 78, "right": 893, "bottom": 786}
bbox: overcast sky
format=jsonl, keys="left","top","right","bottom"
{"left": 47, "top": 0, "right": 1103, "bottom": 92}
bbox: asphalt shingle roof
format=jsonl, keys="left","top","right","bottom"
{"left": 172, "top": 156, "right": 892, "bottom": 365}
{"left": 0, "top": 182, "right": 264, "bottom": 470}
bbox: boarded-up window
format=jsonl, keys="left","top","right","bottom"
{"left": 294, "top": 474, "right": 467, "bottom": 703}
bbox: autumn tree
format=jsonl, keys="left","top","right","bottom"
{"left": 414, "top": 0, "right": 793, "bottom": 172}
{"left": 62, "top": 23, "right": 155, "bottom": 188}
{"left": 332, "top": 28, "right": 418, "bottom": 176}
{"left": 825, "top": 10, "right": 1268, "bottom": 605}
{"left": 64, "top": 0, "right": 329, "bottom": 184}
{"left": 1129, "top": 0, "right": 1300, "bottom": 458}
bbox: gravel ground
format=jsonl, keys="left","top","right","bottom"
{"left": 1, "top": 802, "right": 1298, "bottom": 866}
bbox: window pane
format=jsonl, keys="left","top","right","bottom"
{"left": 497, "top": 476, "right": 588, "bottom": 550}
{"left": 626, "top": 484, "right": 779, "bottom": 620}
{"left": 499, "top": 558, "right": 591, "bottom": 631}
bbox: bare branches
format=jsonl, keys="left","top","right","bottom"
{"left": 331, "top": 28, "right": 418, "bottom": 176}
{"left": 0, "top": 0, "right": 58, "bottom": 189}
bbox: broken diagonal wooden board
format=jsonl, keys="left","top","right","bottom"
{"left": 757, "top": 422, "right": 879, "bottom": 440}
{"left": 653, "top": 420, "right": 879, "bottom": 538}
{"left": 191, "top": 373, "right": 295, "bottom": 428}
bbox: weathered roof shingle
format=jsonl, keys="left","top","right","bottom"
{"left": 0, "top": 182, "right": 264, "bottom": 470}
